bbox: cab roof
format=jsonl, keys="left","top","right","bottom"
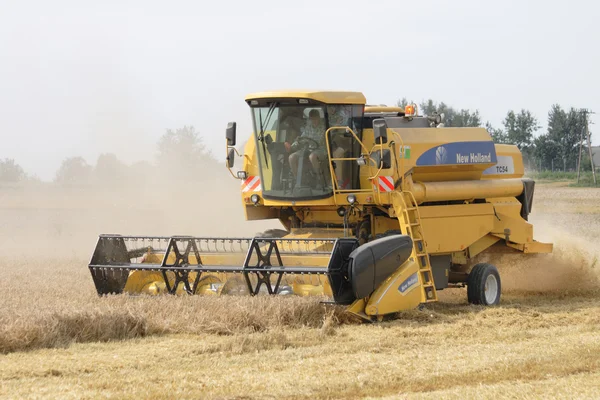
{"left": 245, "top": 91, "right": 366, "bottom": 105}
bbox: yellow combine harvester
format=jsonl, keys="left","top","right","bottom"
{"left": 89, "top": 91, "right": 552, "bottom": 320}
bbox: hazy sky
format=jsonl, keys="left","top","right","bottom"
{"left": 1, "top": 0, "right": 598, "bottom": 180}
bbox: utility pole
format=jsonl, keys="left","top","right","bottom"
{"left": 577, "top": 121, "right": 584, "bottom": 183}
{"left": 585, "top": 112, "right": 597, "bottom": 186}
{"left": 577, "top": 109, "right": 597, "bottom": 186}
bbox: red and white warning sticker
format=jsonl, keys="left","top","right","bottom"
{"left": 374, "top": 176, "right": 394, "bottom": 192}
{"left": 241, "top": 176, "right": 261, "bottom": 192}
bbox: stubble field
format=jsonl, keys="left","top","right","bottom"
{"left": 1, "top": 182, "right": 600, "bottom": 399}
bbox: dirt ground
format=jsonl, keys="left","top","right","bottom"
{"left": 1, "top": 182, "right": 600, "bottom": 399}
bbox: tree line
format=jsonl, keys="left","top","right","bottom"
{"left": 0, "top": 126, "right": 219, "bottom": 184}
{"left": 398, "top": 98, "right": 594, "bottom": 171}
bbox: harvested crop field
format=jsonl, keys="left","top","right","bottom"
{"left": 1, "top": 183, "right": 600, "bottom": 399}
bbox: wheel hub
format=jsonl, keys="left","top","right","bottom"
{"left": 484, "top": 274, "right": 498, "bottom": 304}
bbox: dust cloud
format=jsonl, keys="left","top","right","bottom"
{"left": 0, "top": 162, "right": 278, "bottom": 258}
{"left": 480, "top": 186, "right": 600, "bottom": 293}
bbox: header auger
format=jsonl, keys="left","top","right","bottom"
{"left": 89, "top": 90, "right": 552, "bottom": 321}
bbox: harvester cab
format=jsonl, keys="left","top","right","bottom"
{"left": 90, "top": 90, "right": 553, "bottom": 321}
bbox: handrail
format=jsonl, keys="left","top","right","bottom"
{"left": 389, "top": 129, "right": 406, "bottom": 191}
{"left": 324, "top": 126, "right": 378, "bottom": 204}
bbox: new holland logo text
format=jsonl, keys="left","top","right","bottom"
{"left": 456, "top": 152, "right": 492, "bottom": 164}
{"left": 416, "top": 141, "right": 497, "bottom": 167}
{"left": 398, "top": 273, "right": 418, "bottom": 295}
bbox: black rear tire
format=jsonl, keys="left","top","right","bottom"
{"left": 467, "top": 263, "right": 501, "bottom": 305}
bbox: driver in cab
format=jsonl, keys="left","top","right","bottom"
{"left": 288, "top": 109, "right": 344, "bottom": 181}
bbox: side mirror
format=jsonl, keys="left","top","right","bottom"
{"left": 373, "top": 119, "right": 388, "bottom": 144}
{"left": 371, "top": 149, "right": 392, "bottom": 169}
{"left": 227, "top": 148, "right": 235, "bottom": 168}
{"left": 226, "top": 122, "right": 237, "bottom": 146}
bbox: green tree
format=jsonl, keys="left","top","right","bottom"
{"left": 454, "top": 109, "right": 482, "bottom": 127}
{"left": 532, "top": 134, "right": 560, "bottom": 171}
{"left": 566, "top": 108, "right": 588, "bottom": 169}
{"left": 419, "top": 99, "right": 481, "bottom": 127}
{"left": 129, "top": 160, "right": 155, "bottom": 185}
{"left": 420, "top": 100, "right": 454, "bottom": 123}
{"left": 547, "top": 104, "right": 568, "bottom": 170}
{"left": 547, "top": 105, "right": 586, "bottom": 171}
{"left": 55, "top": 157, "right": 92, "bottom": 184}
{"left": 0, "top": 158, "right": 25, "bottom": 182}
{"left": 485, "top": 122, "right": 508, "bottom": 144}
{"left": 580, "top": 151, "right": 593, "bottom": 172}
{"left": 94, "top": 153, "right": 126, "bottom": 184}
{"left": 396, "top": 98, "right": 411, "bottom": 108}
{"left": 502, "top": 109, "right": 539, "bottom": 153}
{"left": 156, "top": 126, "right": 218, "bottom": 181}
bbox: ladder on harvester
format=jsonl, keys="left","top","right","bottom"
{"left": 394, "top": 190, "right": 438, "bottom": 304}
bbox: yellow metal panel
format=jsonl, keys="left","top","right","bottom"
{"left": 489, "top": 199, "right": 533, "bottom": 244}
{"left": 245, "top": 91, "right": 366, "bottom": 104}
{"left": 261, "top": 192, "right": 378, "bottom": 207}
{"left": 373, "top": 216, "right": 401, "bottom": 236}
{"left": 302, "top": 210, "right": 358, "bottom": 225}
{"left": 364, "top": 106, "right": 405, "bottom": 113}
{"left": 419, "top": 203, "right": 495, "bottom": 218}
{"left": 419, "top": 204, "right": 495, "bottom": 253}
{"left": 244, "top": 205, "right": 280, "bottom": 221}
{"left": 346, "top": 298, "right": 371, "bottom": 321}
{"left": 467, "top": 234, "right": 501, "bottom": 258}
{"left": 240, "top": 135, "right": 264, "bottom": 221}
{"left": 411, "top": 179, "right": 524, "bottom": 203}
{"left": 242, "top": 137, "right": 260, "bottom": 177}
{"left": 365, "top": 258, "right": 422, "bottom": 316}
{"left": 526, "top": 241, "right": 553, "bottom": 253}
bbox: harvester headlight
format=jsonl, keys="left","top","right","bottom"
{"left": 347, "top": 194, "right": 357, "bottom": 205}
{"left": 250, "top": 194, "right": 260, "bottom": 205}
{"left": 237, "top": 170, "right": 248, "bottom": 180}
{"left": 337, "top": 207, "right": 346, "bottom": 217}
{"left": 356, "top": 156, "right": 367, "bottom": 166}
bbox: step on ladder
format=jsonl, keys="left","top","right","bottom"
{"left": 393, "top": 191, "right": 438, "bottom": 303}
